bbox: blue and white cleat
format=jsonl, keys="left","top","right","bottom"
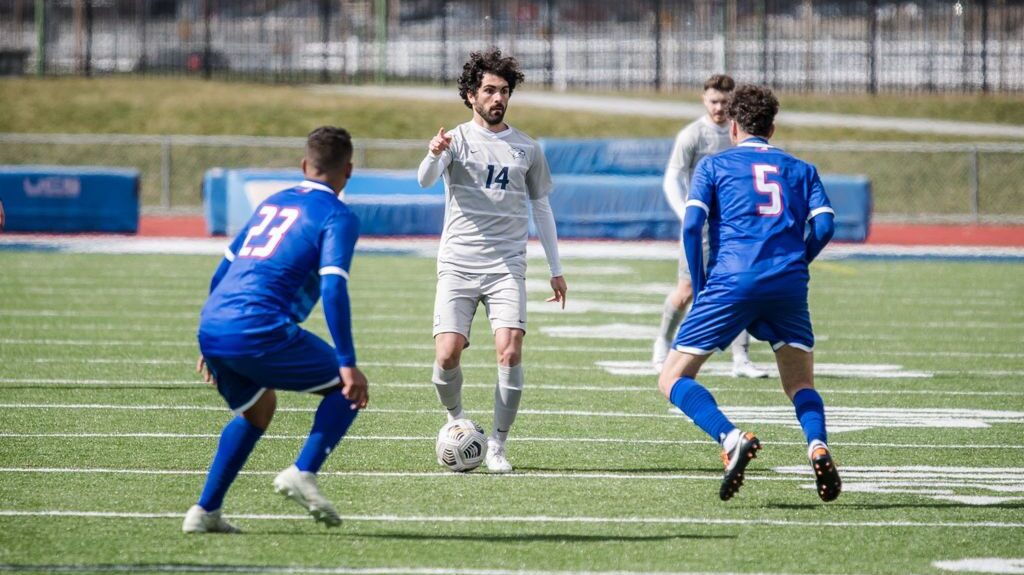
{"left": 273, "top": 465, "right": 342, "bottom": 527}
{"left": 719, "top": 431, "right": 762, "bottom": 501}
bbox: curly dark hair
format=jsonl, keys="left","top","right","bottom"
{"left": 457, "top": 49, "right": 525, "bottom": 109}
{"left": 305, "top": 126, "right": 353, "bottom": 173}
{"left": 726, "top": 84, "right": 779, "bottom": 138}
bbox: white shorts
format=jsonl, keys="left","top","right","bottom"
{"left": 433, "top": 271, "right": 527, "bottom": 344}
{"left": 678, "top": 227, "right": 711, "bottom": 281}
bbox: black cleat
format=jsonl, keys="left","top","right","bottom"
{"left": 719, "top": 431, "right": 762, "bottom": 501}
{"left": 811, "top": 446, "right": 842, "bottom": 502}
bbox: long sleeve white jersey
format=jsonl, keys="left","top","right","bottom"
{"left": 418, "top": 121, "right": 559, "bottom": 278}
{"left": 663, "top": 115, "right": 732, "bottom": 221}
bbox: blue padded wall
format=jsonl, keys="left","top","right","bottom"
{"left": 203, "top": 168, "right": 444, "bottom": 236}
{"left": 0, "top": 165, "right": 139, "bottom": 233}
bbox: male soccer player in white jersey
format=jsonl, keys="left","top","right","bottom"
{"left": 656, "top": 85, "right": 841, "bottom": 502}
{"left": 418, "top": 49, "right": 567, "bottom": 473}
{"left": 653, "top": 74, "right": 767, "bottom": 379}
{"left": 183, "top": 127, "right": 369, "bottom": 533}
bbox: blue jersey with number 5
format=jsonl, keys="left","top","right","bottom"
{"left": 686, "top": 138, "right": 833, "bottom": 302}
{"left": 198, "top": 180, "right": 359, "bottom": 356}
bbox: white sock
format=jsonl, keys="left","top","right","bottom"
{"left": 721, "top": 428, "right": 741, "bottom": 452}
{"left": 657, "top": 295, "right": 687, "bottom": 343}
{"left": 731, "top": 331, "right": 751, "bottom": 364}
{"left": 492, "top": 364, "right": 524, "bottom": 443}
{"left": 807, "top": 439, "right": 828, "bottom": 460}
{"left": 432, "top": 363, "right": 464, "bottom": 420}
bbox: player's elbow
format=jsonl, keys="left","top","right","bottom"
{"left": 814, "top": 213, "right": 836, "bottom": 244}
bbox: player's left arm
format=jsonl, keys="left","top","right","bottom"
{"left": 805, "top": 168, "right": 836, "bottom": 263}
{"left": 320, "top": 211, "right": 368, "bottom": 409}
{"left": 526, "top": 147, "right": 567, "bottom": 308}
{"left": 208, "top": 225, "right": 249, "bottom": 293}
{"left": 683, "top": 158, "right": 714, "bottom": 294}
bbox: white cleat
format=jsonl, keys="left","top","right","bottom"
{"left": 732, "top": 360, "right": 769, "bottom": 379}
{"left": 273, "top": 465, "right": 342, "bottom": 527}
{"left": 652, "top": 337, "right": 670, "bottom": 374}
{"left": 485, "top": 439, "right": 513, "bottom": 474}
{"left": 182, "top": 504, "right": 241, "bottom": 534}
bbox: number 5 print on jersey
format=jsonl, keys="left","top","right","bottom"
{"left": 753, "top": 164, "right": 783, "bottom": 216}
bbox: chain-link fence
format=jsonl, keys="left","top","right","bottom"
{"left": 2, "top": 0, "right": 1024, "bottom": 93}
{"left": 1, "top": 133, "right": 1021, "bottom": 222}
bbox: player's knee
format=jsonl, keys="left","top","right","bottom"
{"left": 497, "top": 347, "right": 521, "bottom": 367}
{"left": 243, "top": 389, "right": 277, "bottom": 430}
{"left": 436, "top": 354, "right": 460, "bottom": 370}
{"left": 657, "top": 372, "right": 677, "bottom": 399}
{"left": 435, "top": 343, "right": 463, "bottom": 370}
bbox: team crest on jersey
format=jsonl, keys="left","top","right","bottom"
{"left": 509, "top": 147, "right": 527, "bottom": 159}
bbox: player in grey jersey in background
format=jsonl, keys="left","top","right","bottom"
{"left": 417, "top": 49, "right": 568, "bottom": 473}
{"left": 653, "top": 74, "right": 768, "bottom": 379}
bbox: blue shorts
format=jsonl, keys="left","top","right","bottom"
{"left": 201, "top": 329, "right": 341, "bottom": 414}
{"left": 673, "top": 297, "right": 815, "bottom": 355}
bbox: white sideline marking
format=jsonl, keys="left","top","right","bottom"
{"left": 1, "top": 434, "right": 1022, "bottom": 450}
{"left": 0, "top": 564, "right": 832, "bottom": 575}
{"left": 527, "top": 299, "right": 663, "bottom": 315}
{"left": 706, "top": 407, "right": 1024, "bottom": 433}
{"left": 774, "top": 466, "right": 1024, "bottom": 506}
{"left": 6, "top": 338, "right": 1024, "bottom": 360}
{"left": 598, "top": 360, "right": 934, "bottom": 379}
{"left": 4, "top": 377, "right": 1022, "bottom": 398}
{"left": 5, "top": 403, "right": 1024, "bottom": 432}
{"left": 934, "top": 558, "right": 1024, "bottom": 574}
{"left": 525, "top": 279, "right": 674, "bottom": 295}
{"left": 541, "top": 324, "right": 658, "bottom": 340}
{"left": 17, "top": 358, "right": 1024, "bottom": 379}
{"left": 0, "top": 508, "right": 1021, "bottom": 529}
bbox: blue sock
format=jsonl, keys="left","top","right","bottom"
{"left": 669, "top": 377, "right": 736, "bottom": 443}
{"left": 198, "top": 416, "right": 264, "bottom": 512}
{"left": 793, "top": 388, "right": 827, "bottom": 445}
{"left": 295, "top": 390, "right": 358, "bottom": 473}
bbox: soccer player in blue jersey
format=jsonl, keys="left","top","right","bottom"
{"left": 656, "top": 85, "right": 841, "bottom": 502}
{"left": 182, "top": 126, "right": 369, "bottom": 533}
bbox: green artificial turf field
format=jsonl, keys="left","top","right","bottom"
{"left": 0, "top": 250, "right": 1022, "bottom": 575}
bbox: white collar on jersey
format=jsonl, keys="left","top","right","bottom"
{"left": 737, "top": 137, "right": 775, "bottom": 149}
{"left": 467, "top": 121, "right": 514, "bottom": 139}
{"left": 299, "top": 179, "right": 336, "bottom": 194}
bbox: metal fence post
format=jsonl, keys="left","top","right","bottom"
{"left": 34, "top": 0, "right": 46, "bottom": 75}
{"left": 545, "top": 0, "right": 554, "bottom": 88}
{"left": 981, "top": 0, "right": 989, "bottom": 93}
{"left": 161, "top": 137, "right": 172, "bottom": 209}
{"left": 84, "top": 0, "right": 93, "bottom": 77}
{"left": 202, "top": 0, "right": 212, "bottom": 79}
{"left": 868, "top": 0, "right": 878, "bottom": 94}
{"left": 970, "top": 147, "right": 980, "bottom": 222}
{"left": 653, "top": 0, "right": 662, "bottom": 91}
{"left": 320, "top": 0, "right": 331, "bottom": 83}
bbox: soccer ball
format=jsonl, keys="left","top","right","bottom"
{"left": 436, "top": 418, "right": 488, "bottom": 472}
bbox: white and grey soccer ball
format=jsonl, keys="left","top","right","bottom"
{"left": 436, "top": 418, "right": 488, "bottom": 472}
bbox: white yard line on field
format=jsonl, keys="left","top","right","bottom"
{"left": 0, "top": 508, "right": 1021, "bottom": 529}
{"left": 0, "top": 563, "right": 844, "bottom": 575}
{"left": 3, "top": 403, "right": 1023, "bottom": 433}
{"left": 3, "top": 377, "right": 1023, "bottom": 397}
{"left": 0, "top": 433, "right": 1021, "bottom": 450}
{"left": 15, "top": 358, "right": 1024, "bottom": 379}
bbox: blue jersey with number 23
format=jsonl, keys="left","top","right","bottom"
{"left": 198, "top": 180, "right": 359, "bottom": 358}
